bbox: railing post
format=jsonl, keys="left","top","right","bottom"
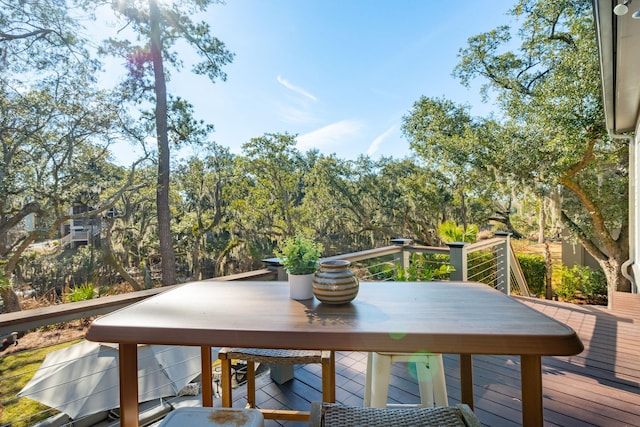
{"left": 262, "top": 257, "right": 288, "bottom": 281}
{"left": 495, "top": 232, "right": 511, "bottom": 295}
{"left": 447, "top": 242, "right": 468, "bottom": 281}
{"left": 391, "top": 238, "right": 413, "bottom": 275}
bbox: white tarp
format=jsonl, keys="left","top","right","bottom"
{"left": 18, "top": 340, "right": 216, "bottom": 420}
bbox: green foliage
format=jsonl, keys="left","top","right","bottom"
{"left": 401, "top": 96, "right": 524, "bottom": 235}
{"left": 558, "top": 264, "right": 607, "bottom": 303}
{"left": 16, "top": 247, "right": 120, "bottom": 297}
{"left": 557, "top": 265, "right": 580, "bottom": 301}
{"left": 5, "top": 0, "right": 624, "bottom": 308}
{"left": 394, "top": 253, "right": 455, "bottom": 281}
{"left": 516, "top": 253, "right": 546, "bottom": 296}
{"left": 234, "top": 133, "right": 306, "bottom": 240}
{"left": 467, "top": 251, "right": 496, "bottom": 286}
{"left": 274, "top": 234, "right": 323, "bottom": 275}
{"left": 580, "top": 268, "right": 608, "bottom": 303}
{"left": 64, "top": 283, "right": 95, "bottom": 303}
{"left": 366, "top": 262, "right": 396, "bottom": 281}
{"left": 438, "top": 220, "right": 478, "bottom": 243}
{"left": 450, "top": 0, "right": 627, "bottom": 291}
{"left": 0, "top": 262, "right": 9, "bottom": 290}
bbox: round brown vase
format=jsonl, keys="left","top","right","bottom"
{"left": 312, "top": 260, "right": 359, "bottom": 304}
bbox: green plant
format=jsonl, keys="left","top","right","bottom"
{"left": 567, "top": 265, "right": 607, "bottom": 303}
{"left": 556, "top": 265, "right": 607, "bottom": 304}
{"left": 438, "top": 220, "right": 478, "bottom": 243}
{"left": 516, "top": 254, "right": 546, "bottom": 297}
{"left": 64, "top": 282, "right": 95, "bottom": 303}
{"left": 394, "top": 253, "right": 455, "bottom": 281}
{"left": 580, "top": 267, "right": 607, "bottom": 303}
{"left": 467, "top": 251, "right": 496, "bottom": 286}
{"left": 557, "top": 265, "right": 579, "bottom": 301}
{"left": 367, "top": 262, "right": 396, "bottom": 281}
{"left": 274, "top": 234, "right": 323, "bottom": 275}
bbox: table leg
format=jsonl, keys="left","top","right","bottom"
{"left": 459, "top": 354, "right": 474, "bottom": 410}
{"left": 329, "top": 351, "right": 336, "bottom": 402}
{"left": 201, "top": 346, "right": 213, "bottom": 407}
{"left": 221, "top": 357, "right": 233, "bottom": 407}
{"left": 119, "top": 343, "right": 139, "bottom": 427}
{"left": 520, "top": 355, "right": 543, "bottom": 427}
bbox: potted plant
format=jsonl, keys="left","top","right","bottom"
{"left": 275, "top": 234, "right": 323, "bottom": 300}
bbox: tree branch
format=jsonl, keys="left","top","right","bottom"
{"left": 0, "top": 29, "right": 53, "bottom": 42}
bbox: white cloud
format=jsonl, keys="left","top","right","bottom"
{"left": 276, "top": 104, "right": 312, "bottom": 124}
{"left": 277, "top": 75, "right": 318, "bottom": 102}
{"left": 297, "top": 120, "right": 364, "bottom": 150}
{"left": 367, "top": 125, "right": 396, "bottom": 155}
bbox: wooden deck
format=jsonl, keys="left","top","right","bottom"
{"left": 214, "top": 296, "right": 640, "bottom": 427}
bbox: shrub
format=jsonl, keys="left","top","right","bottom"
{"left": 438, "top": 220, "right": 478, "bottom": 243}
{"left": 516, "top": 254, "right": 546, "bottom": 297}
{"left": 467, "top": 251, "right": 496, "bottom": 286}
{"left": 556, "top": 265, "right": 607, "bottom": 304}
{"left": 575, "top": 265, "right": 608, "bottom": 303}
{"left": 557, "top": 265, "right": 580, "bottom": 301}
{"left": 394, "top": 253, "right": 454, "bottom": 281}
{"left": 64, "top": 283, "right": 95, "bottom": 303}
{"left": 367, "top": 262, "right": 396, "bottom": 281}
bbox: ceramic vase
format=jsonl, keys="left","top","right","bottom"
{"left": 289, "top": 273, "right": 314, "bottom": 300}
{"left": 312, "top": 260, "right": 359, "bottom": 304}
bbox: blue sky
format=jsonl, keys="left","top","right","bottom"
{"left": 105, "top": 1, "right": 515, "bottom": 164}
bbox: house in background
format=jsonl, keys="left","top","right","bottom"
{"left": 58, "top": 203, "right": 104, "bottom": 249}
{"left": 593, "top": 0, "right": 640, "bottom": 309}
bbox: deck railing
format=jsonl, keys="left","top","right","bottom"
{"left": 0, "top": 235, "right": 529, "bottom": 426}
{"left": 281, "top": 233, "right": 530, "bottom": 296}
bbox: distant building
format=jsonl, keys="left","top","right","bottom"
{"left": 59, "top": 203, "right": 103, "bottom": 249}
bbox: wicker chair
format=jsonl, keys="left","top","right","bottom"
{"left": 218, "top": 348, "right": 335, "bottom": 422}
{"left": 309, "top": 402, "right": 481, "bottom": 427}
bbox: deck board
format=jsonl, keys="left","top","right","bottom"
{"left": 216, "top": 296, "right": 640, "bottom": 426}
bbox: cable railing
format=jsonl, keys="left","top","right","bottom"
{"left": 0, "top": 235, "right": 529, "bottom": 426}
{"left": 315, "top": 234, "right": 528, "bottom": 296}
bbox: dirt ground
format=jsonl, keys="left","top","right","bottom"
{"left": 1, "top": 321, "right": 90, "bottom": 356}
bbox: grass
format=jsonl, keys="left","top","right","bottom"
{"left": 0, "top": 339, "right": 81, "bottom": 427}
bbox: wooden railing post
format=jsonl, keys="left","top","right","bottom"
{"left": 447, "top": 242, "right": 468, "bottom": 281}
{"left": 495, "top": 232, "right": 512, "bottom": 295}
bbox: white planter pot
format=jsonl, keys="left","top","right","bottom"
{"left": 288, "top": 273, "right": 314, "bottom": 300}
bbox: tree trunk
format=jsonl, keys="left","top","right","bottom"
{"left": 103, "top": 222, "right": 143, "bottom": 291}
{"left": 538, "top": 195, "right": 546, "bottom": 244}
{"left": 459, "top": 189, "right": 468, "bottom": 230}
{"left": 544, "top": 241, "right": 553, "bottom": 300}
{"left": 550, "top": 188, "right": 563, "bottom": 240}
{"left": 150, "top": 0, "right": 176, "bottom": 286}
{"left": 600, "top": 257, "right": 630, "bottom": 309}
{"left": 0, "top": 287, "right": 21, "bottom": 313}
{"left": 193, "top": 235, "right": 201, "bottom": 280}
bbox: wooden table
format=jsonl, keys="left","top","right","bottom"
{"left": 86, "top": 280, "right": 583, "bottom": 427}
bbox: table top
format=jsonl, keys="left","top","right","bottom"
{"left": 86, "top": 281, "right": 584, "bottom": 356}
